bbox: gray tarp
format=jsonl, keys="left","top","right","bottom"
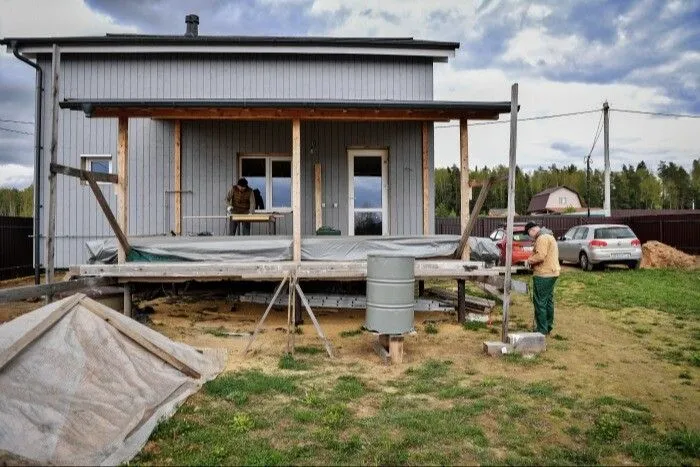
{"left": 86, "top": 235, "right": 500, "bottom": 264}
{"left": 0, "top": 295, "right": 227, "bottom": 466}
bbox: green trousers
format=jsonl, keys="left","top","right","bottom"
{"left": 533, "top": 276, "right": 557, "bottom": 334}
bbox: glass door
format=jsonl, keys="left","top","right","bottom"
{"left": 348, "top": 149, "right": 388, "bottom": 235}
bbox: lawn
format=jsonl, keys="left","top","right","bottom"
{"left": 131, "top": 268, "right": 700, "bottom": 466}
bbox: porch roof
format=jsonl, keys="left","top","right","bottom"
{"left": 59, "top": 98, "right": 513, "bottom": 121}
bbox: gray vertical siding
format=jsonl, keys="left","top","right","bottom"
{"left": 38, "top": 53, "right": 434, "bottom": 266}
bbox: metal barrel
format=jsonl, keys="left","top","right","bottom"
{"left": 365, "top": 255, "right": 415, "bottom": 334}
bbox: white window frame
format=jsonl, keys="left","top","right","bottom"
{"left": 238, "top": 153, "right": 292, "bottom": 213}
{"left": 80, "top": 154, "right": 113, "bottom": 185}
{"left": 347, "top": 148, "right": 389, "bottom": 236}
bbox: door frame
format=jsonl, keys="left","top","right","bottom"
{"left": 347, "top": 148, "right": 389, "bottom": 236}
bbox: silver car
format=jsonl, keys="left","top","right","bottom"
{"left": 557, "top": 224, "right": 642, "bottom": 271}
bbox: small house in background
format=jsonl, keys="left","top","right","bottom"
{"left": 487, "top": 208, "right": 517, "bottom": 217}
{"left": 527, "top": 186, "right": 583, "bottom": 214}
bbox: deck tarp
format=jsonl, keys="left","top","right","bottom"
{"left": 86, "top": 235, "right": 500, "bottom": 264}
{"left": 0, "top": 295, "right": 227, "bottom": 466}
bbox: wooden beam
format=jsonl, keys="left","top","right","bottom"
{"left": 46, "top": 45, "right": 61, "bottom": 290}
{"left": 292, "top": 119, "right": 301, "bottom": 262}
{"left": 117, "top": 116, "right": 129, "bottom": 263}
{"left": 0, "top": 294, "right": 84, "bottom": 372}
{"left": 0, "top": 277, "right": 114, "bottom": 303}
{"left": 88, "top": 106, "right": 503, "bottom": 121}
{"left": 459, "top": 119, "right": 470, "bottom": 259}
{"left": 502, "top": 83, "right": 519, "bottom": 344}
{"left": 84, "top": 171, "right": 131, "bottom": 257}
{"left": 457, "top": 279, "right": 466, "bottom": 324}
{"left": 422, "top": 121, "right": 430, "bottom": 235}
{"left": 50, "top": 162, "right": 118, "bottom": 184}
{"left": 174, "top": 120, "right": 182, "bottom": 235}
{"left": 314, "top": 163, "right": 322, "bottom": 231}
{"left": 80, "top": 297, "right": 201, "bottom": 379}
{"left": 453, "top": 176, "right": 496, "bottom": 259}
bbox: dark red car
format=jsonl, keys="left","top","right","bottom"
{"left": 488, "top": 222, "right": 534, "bottom": 265}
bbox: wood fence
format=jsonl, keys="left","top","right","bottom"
{"left": 436, "top": 212, "right": 700, "bottom": 254}
{"left": 0, "top": 216, "right": 33, "bottom": 280}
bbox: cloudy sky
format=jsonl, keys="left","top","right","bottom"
{"left": 0, "top": 0, "right": 698, "bottom": 188}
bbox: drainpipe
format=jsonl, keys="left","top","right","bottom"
{"left": 12, "top": 42, "right": 43, "bottom": 285}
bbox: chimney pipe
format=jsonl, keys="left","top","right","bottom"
{"left": 185, "top": 14, "right": 199, "bottom": 37}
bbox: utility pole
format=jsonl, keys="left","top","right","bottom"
{"left": 585, "top": 154, "right": 591, "bottom": 218}
{"left": 603, "top": 101, "right": 611, "bottom": 217}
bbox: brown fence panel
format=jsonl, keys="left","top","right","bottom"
{"left": 0, "top": 216, "right": 33, "bottom": 280}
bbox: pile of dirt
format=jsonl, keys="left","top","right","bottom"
{"left": 640, "top": 241, "right": 696, "bottom": 269}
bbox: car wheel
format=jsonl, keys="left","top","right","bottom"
{"left": 628, "top": 260, "right": 640, "bottom": 270}
{"left": 579, "top": 252, "right": 593, "bottom": 271}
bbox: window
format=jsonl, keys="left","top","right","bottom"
{"left": 559, "top": 196, "right": 568, "bottom": 204}
{"left": 80, "top": 155, "right": 112, "bottom": 184}
{"left": 594, "top": 226, "right": 635, "bottom": 239}
{"left": 239, "top": 154, "right": 292, "bottom": 211}
{"left": 574, "top": 227, "right": 589, "bottom": 240}
{"left": 563, "top": 227, "right": 577, "bottom": 240}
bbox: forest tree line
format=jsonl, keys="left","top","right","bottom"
{"left": 436, "top": 159, "right": 700, "bottom": 217}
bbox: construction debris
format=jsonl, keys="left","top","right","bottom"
{"left": 0, "top": 294, "right": 226, "bottom": 466}
{"left": 640, "top": 241, "right": 696, "bottom": 270}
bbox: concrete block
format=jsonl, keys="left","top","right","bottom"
{"left": 483, "top": 341, "right": 513, "bottom": 356}
{"left": 467, "top": 312, "right": 489, "bottom": 323}
{"left": 508, "top": 332, "right": 546, "bottom": 354}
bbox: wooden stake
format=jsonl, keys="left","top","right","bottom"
{"left": 459, "top": 119, "right": 470, "bottom": 259}
{"left": 84, "top": 172, "right": 130, "bottom": 256}
{"left": 453, "top": 176, "right": 496, "bottom": 259}
{"left": 502, "top": 83, "right": 519, "bottom": 343}
{"left": 46, "top": 45, "right": 60, "bottom": 291}
{"left": 123, "top": 283, "right": 132, "bottom": 318}
{"left": 422, "top": 121, "right": 431, "bottom": 235}
{"left": 174, "top": 120, "right": 182, "bottom": 235}
{"left": 295, "top": 282, "right": 334, "bottom": 358}
{"left": 389, "top": 336, "right": 404, "bottom": 364}
{"left": 0, "top": 294, "right": 84, "bottom": 372}
{"left": 117, "top": 116, "right": 129, "bottom": 263}
{"left": 292, "top": 119, "right": 301, "bottom": 262}
{"left": 314, "top": 163, "right": 322, "bottom": 231}
{"left": 244, "top": 274, "right": 289, "bottom": 354}
{"left": 457, "top": 279, "right": 466, "bottom": 324}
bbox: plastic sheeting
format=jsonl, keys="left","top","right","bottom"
{"left": 0, "top": 295, "right": 227, "bottom": 466}
{"left": 86, "top": 235, "right": 501, "bottom": 264}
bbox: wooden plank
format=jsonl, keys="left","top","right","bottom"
{"left": 229, "top": 213, "right": 275, "bottom": 222}
{"left": 46, "top": 45, "right": 61, "bottom": 289}
{"left": 314, "top": 163, "right": 322, "bottom": 231}
{"left": 422, "top": 121, "right": 430, "bottom": 235}
{"left": 389, "top": 336, "right": 404, "bottom": 364}
{"left": 117, "top": 116, "right": 129, "bottom": 263}
{"left": 50, "top": 162, "right": 118, "bottom": 184}
{"left": 459, "top": 119, "right": 470, "bottom": 259}
{"left": 80, "top": 297, "right": 201, "bottom": 378}
{"left": 0, "top": 294, "right": 84, "bottom": 372}
{"left": 502, "top": 83, "right": 519, "bottom": 343}
{"left": 123, "top": 283, "right": 132, "bottom": 318}
{"left": 89, "top": 107, "right": 503, "bottom": 121}
{"left": 457, "top": 279, "right": 466, "bottom": 324}
{"left": 84, "top": 172, "right": 131, "bottom": 256}
{"left": 244, "top": 274, "right": 289, "bottom": 354}
{"left": 295, "top": 283, "right": 334, "bottom": 358}
{"left": 292, "top": 119, "right": 301, "bottom": 262}
{"left": 0, "top": 277, "right": 115, "bottom": 303}
{"left": 453, "top": 176, "right": 495, "bottom": 259}
{"left": 174, "top": 120, "right": 182, "bottom": 235}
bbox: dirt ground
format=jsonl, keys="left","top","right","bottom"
{"left": 1, "top": 274, "right": 698, "bottom": 436}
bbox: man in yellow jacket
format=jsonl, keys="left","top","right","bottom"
{"left": 524, "top": 221, "right": 561, "bottom": 335}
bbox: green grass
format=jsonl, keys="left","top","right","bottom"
{"left": 557, "top": 269, "right": 700, "bottom": 316}
{"left": 203, "top": 326, "right": 229, "bottom": 337}
{"left": 278, "top": 353, "right": 311, "bottom": 371}
{"left": 424, "top": 322, "right": 439, "bottom": 334}
{"left": 339, "top": 327, "right": 364, "bottom": 338}
{"left": 462, "top": 321, "right": 487, "bottom": 331}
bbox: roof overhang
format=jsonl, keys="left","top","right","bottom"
{"left": 59, "top": 99, "right": 514, "bottom": 121}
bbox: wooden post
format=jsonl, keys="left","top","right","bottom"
{"left": 292, "top": 119, "right": 301, "bottom": 262}
{"left": 502, "top": 83, "right": 519, "bottom": 343}
{"left": 174, "top": 120, "right": 182, "bottom": 235}
{"left": 314, "top": 163, "right": 322, "bottom": 231}
{"left": 459, "top": 119, "right": 470, "bottom": 259}
{"left": 457, "top": 279, "right": 466, "bottom": 324}
{"left": 117, "top": 117, "right": 129, "bottom": 263}
{"left": 603, "top": 102, "right": 611, "bottom": 217}
{"left": 46, "top": 44, "right": 60, "bottom": 290}
{"left": 123, "top": 283, "right": 132, "bottom": 318}
{"left": 453, "top": 176, "right": 496, "bottom": 259}
{"left": 422, "top": 121, "right": 430, "bottom": 235}
{"left": 294, "top": 282, "right": 303, "bottom": 325}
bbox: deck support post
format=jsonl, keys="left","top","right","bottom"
{"left": 123, "top": 283, "right": 132, "bottom": 318}
{"left": 502, "top": 83, "right": 519, "bottom": 343}
{"left": 422, "top": 121, "right": 431, "bottom": 235}
{"left": 174, "top": 120, "right": 182, "bottom": 235}
{"left": 457, "top": 279, "right": 466, "bottom": 324}
{"left": 292, "top": 119, "right": 301, "bottom": 262}
{"left": 117, "top": 116, "right": 129, "bottom": 263}
{"left": 459, "top": 119, "right": 470, "bottom": 260}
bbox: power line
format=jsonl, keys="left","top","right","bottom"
{"left": 434, "top": 109, "right": 600, "bottom": 128}
{"left": 0, "top": 126, "right": 33, "bottom": 136}
{"left": 0, "top": 118, "right": 34, "bottom": 125}
{"left": 612, "top": 108, "right": 700, "bottom": 119}
{"left": 587, "top": 111, "right": 603, "bottom": 158}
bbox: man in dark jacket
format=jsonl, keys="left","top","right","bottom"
{"left": 226, "top": 178, "right": 255, "bottom": 235}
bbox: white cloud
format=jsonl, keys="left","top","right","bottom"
{"left": 0, "top": 163, "right": 33, "bottom": 188}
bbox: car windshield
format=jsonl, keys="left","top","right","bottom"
{"left": 594, "top": 227, "right": 635, "bottom": 239}
{"left": 513, "top": 232, "right": 530, "bottom": 242}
